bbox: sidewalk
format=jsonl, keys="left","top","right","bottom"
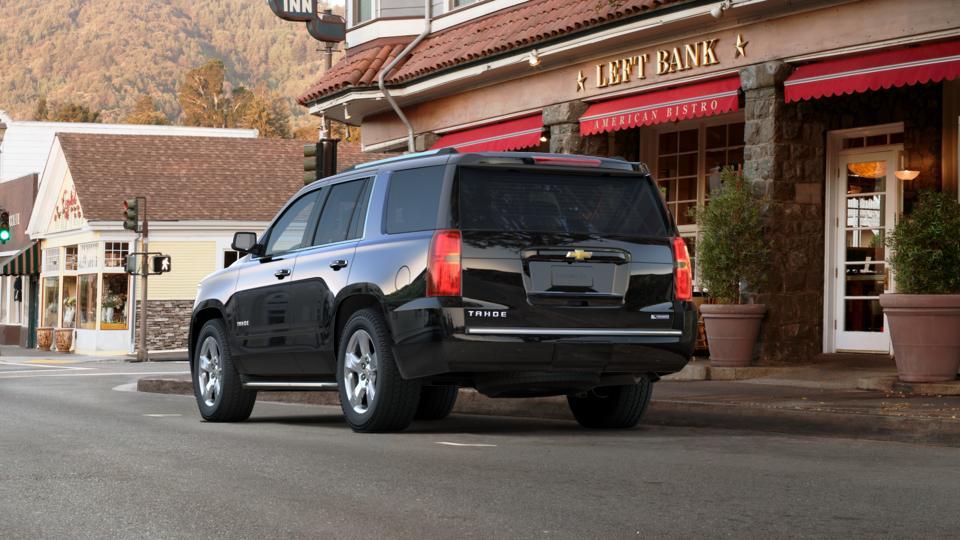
{"left": 136, "top": 357, "right": 960, "bottom": 446}
{"left": 0, "top": 345, "right": 187, "bottom": 363}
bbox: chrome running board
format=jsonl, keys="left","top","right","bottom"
{"left": 242, "top": 381, "right": 339, "bottom": 391}
{"left": 465, "top": 328, "right": 682, "bottom": 337}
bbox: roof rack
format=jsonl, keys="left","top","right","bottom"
{"left": 349, "top": 147, "right": 457, "bottom": 171}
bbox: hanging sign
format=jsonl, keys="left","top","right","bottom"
{"left": 307, "top": 12, "right": 346, "bottom": 43}
{"left": 267, "top": 0, "right": 317, "bottom": 22}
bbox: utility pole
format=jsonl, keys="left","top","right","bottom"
{"left": 137, "top": 197, "right": 148, "bottom": 362}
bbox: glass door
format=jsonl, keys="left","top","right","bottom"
{"left": 834, "top": 150, "right": 898, "bottom": 352}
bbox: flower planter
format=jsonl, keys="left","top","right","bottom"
{"left": 36, "top": 327, "right": 54, "bottom": 351}
{"left": 879, "top": 294, "right": 960, "bottom": 383}
{"left": 700, "top": 304, "right": 766, "bottom": 367}
{"left": 55, "top": 328, "right": 74, "bottom": 353}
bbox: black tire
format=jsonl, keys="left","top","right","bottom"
{"left": 566, "top": 376, "right": 652, "bottom": 429}
{"left": 193, "top": 319, "right": 256, "bottom": 422}
{"left": 337, "top": 308, "right": 421, "bottom": 432}
{"left": 415, "top": 385, "right": 459, "bottom": 420}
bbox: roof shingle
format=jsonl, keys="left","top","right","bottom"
{"left": 299, "top": 0, "right": 684, "bottom": 105}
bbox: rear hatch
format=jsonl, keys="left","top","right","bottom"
{"left": 457, "top": 164, "right": 679, "bottom": 334}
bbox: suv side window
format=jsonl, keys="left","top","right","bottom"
{"left": 313, "top": 179, "right": 369, "bottom": 246}
{"left": 263, "top": 191, "right": 322, "bottom": 257}
{"left": 384, "top": 166, "right": 445, "bottom": 234}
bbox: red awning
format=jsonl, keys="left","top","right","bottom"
{"left": 785, "top": 40, "right": 960, "bottom": 103}
{"left": 579, "top": 77, "right": 740, "bottom": 136}
{"left": 431, "top": 115, "right": 543, "bottom": 152}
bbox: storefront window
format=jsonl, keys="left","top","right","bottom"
{"left": 657, "top": 128, "right": 700, "bottom": 226}
{"left": 64, "top": 246, "right": 78, "bottom": 271}
{"left": 43, "top": 248, "right": 59, "bottom": 273}
{"left": 79, "top": 242, "right": 100, "bottom": 271}
{"left": 104, "top": 242, "right": 129, "bottom": 268}
{"left": 42, "top": 277, "right": 59, "bottom": 327}
{"left": 78, "top": 274, "right": 98, "bottom": 330}
{"left": 61, "top": 276, "right": 78, "bottom": 328}
{"left": 101, "top": 274, "right": 129, "bottom": 330}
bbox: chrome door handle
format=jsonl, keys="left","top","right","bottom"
{"left": 274, "top": 269, "right": 291, "bottom": 280}
{"left": 330, "top": 260, "right": 348, "bottom": 271}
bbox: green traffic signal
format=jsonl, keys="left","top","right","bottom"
{"left": 0, "top": 211, "right": 9, "bottom": 244}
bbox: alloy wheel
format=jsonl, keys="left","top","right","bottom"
{"left": 343, "top": 329, "right": 379, "bottom": 414}
{"left": 197, "top": 336, "right": 223, "bottom": 407}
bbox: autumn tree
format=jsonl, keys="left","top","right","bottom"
{"left": 236, "top": 85, "right": 291, "bottom": 138}
{"left": 178, "top": 59, "right": 231, "bottom": 128}
{"left": 33, "top": 98, "right": 101, "bottom": 123}
{"left": 122, "top": 95, "right": 170, "bottom": 125}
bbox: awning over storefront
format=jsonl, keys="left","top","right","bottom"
{"left": 579, "top": 76, "right": 741, "bottom": 136}
{"left": 431, "top": 115, "right": 543, "bottom": 152}
{"left": 785, "top": 40, "right": 960, "bottom": 103}
{"left": 1, "top": 242, "right": 40, "bottom": 276}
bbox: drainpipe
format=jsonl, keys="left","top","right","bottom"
{"left": 378, "top": 0, "right": 432, "bottom": 153}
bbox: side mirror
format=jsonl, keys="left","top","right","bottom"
{"left": 232, "top": 232, "right": 261, "bottom": 255}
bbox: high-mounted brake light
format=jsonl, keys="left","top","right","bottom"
{"left": 427, "top": 229, "right": 462, "bottom": 297}
{"left": 531, "top": 156, "right": 602, "bottom": 167}
{"left": 673, "top": 237, "right": 693, "bottom": 302}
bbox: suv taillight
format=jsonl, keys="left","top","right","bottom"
{"left": 673, "top": 237, "right": 693, "bottom": 302}
{"left": 427, "top": 229, "right": 462, "bottom": 297}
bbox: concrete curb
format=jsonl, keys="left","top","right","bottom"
{"left": 858, "top": 375, "right": 960, "bottom": 396}
{"left": 137, "top": 377, "right": 960, "bottom": 445}
{"left": 662, "top": 360, "right": 798, "bottom": 381}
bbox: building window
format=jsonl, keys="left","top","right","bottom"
{"left": 104, "top": 242, "right": 129, "bottom": 268}
{"left": 62, "top": 276, "right": 78, "bottom": 328}
{"left": 79, "top": 242, "right": 99, "bottom": 271}
{"left": 42, "top": 277, "right": 59, "bottom": 327}
{"left": 355, "top": 0, "right": 374, "bottom": 23}
{"left": 64, "top": 246, "right": 78, "bottom": 271}
{"left": 78, "top": 274, "right": 98, "bottom": 330}
{"left": 223, "top": 250, "right": 240, "bottom": 268}
{"left": 451, "top": 0, "right": 478, "bottom": 7}
{"left": 652, "top": 118, "right": 745, "bottom": 291}
{"left": 101, "top": 274, "right": 128, "bottom": 330}
{"left": 43, "top": 248, "right": 59, "bottom": 273}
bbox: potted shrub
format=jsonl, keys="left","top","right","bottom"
{"left": 880, "top": 191, "right": 960, "bottom": 382}
{"left": 695, "top": 168, "right": 769, "bottom": 367}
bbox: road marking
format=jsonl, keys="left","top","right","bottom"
{"left": 435, "top": 441, "right": 497, "bottom": 448}
{"left": 0, "top": 360, "right": 87, "bottom": 371}
{"left": 0, "top": 370, "right": 189, "bottom": 380}
{"left": 143, "top": 414, "right": 182, "bottom": 418}
{"left": 20, "top": 359, "right": 78, "bottom": 365}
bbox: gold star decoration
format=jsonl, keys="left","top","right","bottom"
{"left": 735, "top": 33, "right": 748, "bottom": 58}
{"left": 576, "top": 70, "right": 587, "bottom": 92}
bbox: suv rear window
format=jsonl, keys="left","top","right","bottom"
{"left": 458, "top": 168, "right": 669, "bottom": 237}
{"left": 385, "top": 166, "right": 445, "bottom": 234}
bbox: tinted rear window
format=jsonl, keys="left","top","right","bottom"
{"left": 458, "top": 168, "right": 669, "bottom": 236}
{"left": 385, "top": 166, "right": 445, "bottom": 234}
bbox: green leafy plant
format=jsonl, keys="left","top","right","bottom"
{"left": 887, "top": 190, "right": 960, "bottom": 294}
{"left": 693, "top": 168, "right": 769, "bottom": 304}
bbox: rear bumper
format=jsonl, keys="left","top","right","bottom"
{"left": 388, "top": 302, "right": 696, "bottom": 380}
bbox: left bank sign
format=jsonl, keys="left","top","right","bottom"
{"left": 267, "top": 0, "right": 316, "bottom": 22}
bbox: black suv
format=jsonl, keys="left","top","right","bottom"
{"left": 190, "top": 150, "right": 696, "bottom": 432}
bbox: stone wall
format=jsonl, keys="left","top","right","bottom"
{"left": 133, "top": 299, "right": 192, "bottom": 351}
{"left": 741, "top": 61, "right": 943, "bottom": 363}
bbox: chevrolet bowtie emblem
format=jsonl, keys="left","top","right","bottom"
{"left": 565, "top": 249, "right": 593, "bottom": 262}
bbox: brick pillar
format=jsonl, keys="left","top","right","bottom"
{"left": 414, "top": 132, "right": 440, "bottom": 152}
{"left": 543, "top": 101, "right": 588, "bottom": 154}
{"left": 740, "top": 61, "right": 826, "bottom": 363}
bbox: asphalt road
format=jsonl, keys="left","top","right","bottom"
{"left": 1, "top": 359, "right": 959, "bottom": 539}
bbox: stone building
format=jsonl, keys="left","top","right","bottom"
{"left": 299, "top": 0, "right": 960, "bottom": 362}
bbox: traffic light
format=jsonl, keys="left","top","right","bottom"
{"left": 303, "top": 139, "right": 339, "bottom": 184}
{"left": 0, "top": 212, "right": 9, "bottom": 244}
{"left": 123, "top": 198, "right": 139, "bottom": 231}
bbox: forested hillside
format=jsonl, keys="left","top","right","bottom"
{"left": 0, "top": 0, "right": 337, "bottom": 123}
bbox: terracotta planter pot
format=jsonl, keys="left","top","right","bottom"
{"left": 36, "top": 327, "right": 53, "bottom": 351}
{"left": 879, "top": 294, "right": 960, "bottom": 383}
{"left": 700, "top": 304, "right": 766, "bottom": 367}
{"left": 55, "top": 328, "right": 74, "bottom": 353}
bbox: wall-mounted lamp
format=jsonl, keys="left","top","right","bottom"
{"left": 710, "top": 0, "right": 733, "bottom": 19}
{"left": 343, "top": 104, "right": 351, "bottom": 120}
{"left": 527, "top": 49, "right": 542, "bottom": 68}
{"left": 895, "top": 150, "right": 919, "bottom": 181}
{"left": 539, "top": 132, "right": 549, "bottom": 143}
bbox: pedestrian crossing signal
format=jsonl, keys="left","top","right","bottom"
{"left": 152, "top": 255, "right": 171, "bottom": 274}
